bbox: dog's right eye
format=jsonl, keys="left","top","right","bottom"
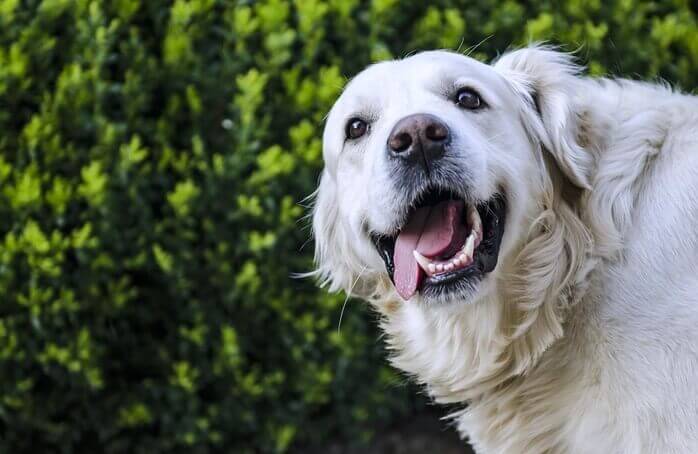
{"left": 455, "top": 87, "right": 484, "bottom": 110}
{"left": 345, "top": 118, "right": 368, "bottom": 140}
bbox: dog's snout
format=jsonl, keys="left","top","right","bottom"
{"left": 387, "top": 114, "right": 449, "bottom": 166}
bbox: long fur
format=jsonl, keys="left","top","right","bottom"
{"left": 312, "top": 46, "right": 698, "bottom": 453}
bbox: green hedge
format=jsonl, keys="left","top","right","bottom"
{"left": 1, "top": 1, "right": 697, "bottom": 452}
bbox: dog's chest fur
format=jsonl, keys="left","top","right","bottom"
{"left": 387, "top": 276, "right": 698, "bottom": 453}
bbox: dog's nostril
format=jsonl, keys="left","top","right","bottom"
{"left": 426, "top": 123, "right": 448, "bottom": 142}
{"left": 389, "top": 132, "right": 413, "bottom": 152}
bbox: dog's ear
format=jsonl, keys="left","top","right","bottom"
{"left": 310, "top": 170, "right": 363, "bottom": 294}
{"left": 494, "top": 46, "right": 593, "bottom": 189}
{"left": 311, "top": 171, "right": 346, "bottom": 291}
{"left": 492, "top": 47, "right": 597, "bottom": 373}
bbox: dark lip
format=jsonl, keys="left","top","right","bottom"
{"left": 370, "top": 192, "right": 507, "bottom": 300}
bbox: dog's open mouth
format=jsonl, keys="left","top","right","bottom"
{"left": 372, "top": 188, "right": 506, "bottom": 301}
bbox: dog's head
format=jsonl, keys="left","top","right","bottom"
{"left": 313, "top": 47, "right": 594, "bottom": 316}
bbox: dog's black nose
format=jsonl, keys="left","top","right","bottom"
{"left": 388, "top": 113, "right": 449, "bottom": 166}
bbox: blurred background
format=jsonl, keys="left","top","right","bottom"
{"left": 2, "top": 1, "right": 698, "bottom": 453}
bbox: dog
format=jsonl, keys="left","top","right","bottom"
{"left": 310, "top": 46, "right": 698, "bottom": 453}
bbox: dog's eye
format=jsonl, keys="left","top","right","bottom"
{"left": 455, "top": 88, "right": 483, "bottom": 110}
{"left": 345, "top": 118, "right": 368, "bottom": 140}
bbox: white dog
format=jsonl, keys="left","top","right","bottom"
{"left": 311, "top": 46, "right": 698, "bottom": 453}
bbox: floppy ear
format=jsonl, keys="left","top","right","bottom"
{"left": 311, "top": 171, "right": 350, "bottom": 292}
{"left": 489, "top": 47, "right": 599, "bottom": 374}
{"left": 311, "top": 170, "right": 374, "bottom": 296}
{"left": 493, "top": 46, "right": 593, "bottom": 189}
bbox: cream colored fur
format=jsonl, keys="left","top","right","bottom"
{"left": 311, "top": 46, "right": 698, "bottom": 453}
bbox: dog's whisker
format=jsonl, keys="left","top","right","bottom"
{"left": 462, "top": 35, "right": 494, "bottom": 58}
{"left": 455, "top": 36, "right": 466, "bottom": 54}
{"left": 485, "top": 133, "right": 506, "bottom": 142}
{"left": 298, "top": 236, "right": 313, "bottom": 252}
{"left": 337, "top": 265, "right": 367, "bottom": 335}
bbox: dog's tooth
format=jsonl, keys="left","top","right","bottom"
{"left": 453, "top": 258, "right": 462, "bottom": 267}
{"left": 445, "top": 263, "right": 454, "bottom": 271}
{"left": 469, "top": 205, "right": 483, "bottom": 241}
{"left": 413, "top": 250, "right": 433, "bottom": 274}
{"left": 436, "top": 263, "right": 444, "bottom": 272}
{"left": 459, "top": 253, "right": 467, "bottom": 262}
{"left": 464, "top": 233, "right": 475, "bottom": 259}
{"left": 428, "top": 263, "right": 436, "bottom": 274}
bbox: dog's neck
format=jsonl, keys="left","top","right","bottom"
{"left": 378, "top": 268, "right": 585, "bottom": 397}
{"left": 375, "top": 269, "right": 600, "bottom": 451}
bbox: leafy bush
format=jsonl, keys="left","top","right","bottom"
{"left": 1, "top": 1, "right": 697, "bottom": 452}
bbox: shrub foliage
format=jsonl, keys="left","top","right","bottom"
{"left": 1, "top": 1, "right": 697, "bottom": 452}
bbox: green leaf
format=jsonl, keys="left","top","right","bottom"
{"left": 78, "top": 161, "right": 108, "bottom": 205}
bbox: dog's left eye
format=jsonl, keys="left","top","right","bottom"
{"left": 455, "top": 88, "right": 483, "bottom": 110}
{"left": 345, "top": 118, "right": 368, "bottom": 140}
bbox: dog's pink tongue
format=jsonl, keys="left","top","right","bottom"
{"left": 393, "top": 200, "right": 465, "bottom": 300}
